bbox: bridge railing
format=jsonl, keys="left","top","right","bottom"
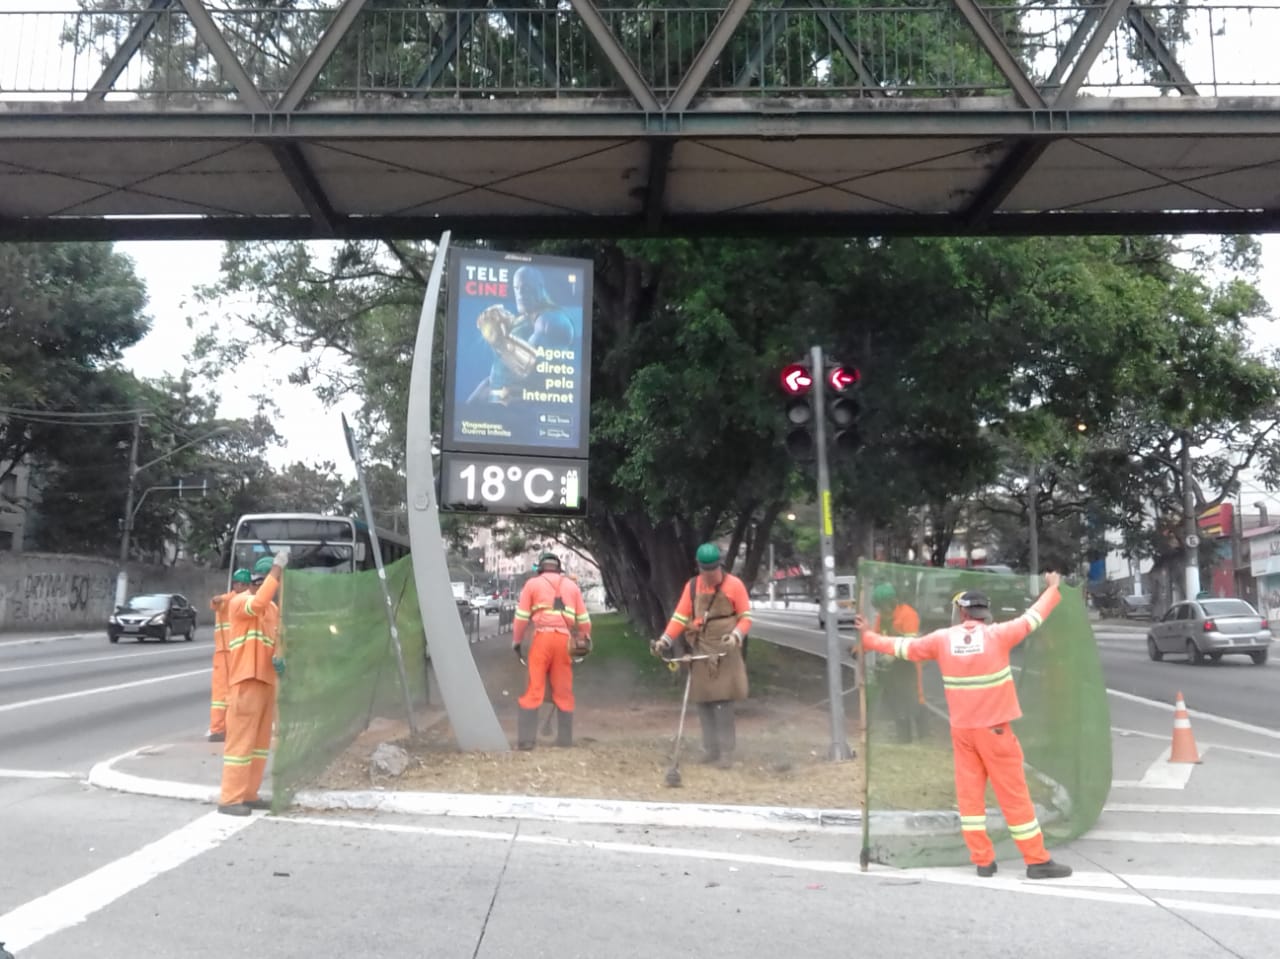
{"left": 3, "top": 4, "right": 1278, "bottom": 105}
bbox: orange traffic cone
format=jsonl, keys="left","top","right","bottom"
{"left": 1169, "top": 690, "right": 1201, "bottom": 764}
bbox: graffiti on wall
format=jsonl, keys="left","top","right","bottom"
{"left": 0, "top": 567, "right": 115, "bottom": 627}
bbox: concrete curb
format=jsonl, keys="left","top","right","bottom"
{"left": 88, "top": 744, "right": 983, "bottom": 835}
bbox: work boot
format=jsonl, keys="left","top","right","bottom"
{"left": 1026, "top": 859, "right": 1073, "bottom": 880}
{"left": 206, "top": 730, "right": 225, "bottom": 743}
{"left": 517, "top": 707, "right": 539, "bottom": 750}
{"left": 245, "top": 798, "right": 272, "bottom": 811}
{"left": 556, "top": 709, "right": 574, "bottom": 747}
{"left": 218, "top": 803, "right": 251, "bottom": 817}
{"left": 976, "top": 862, "right": 998, "bottom": 878}
{"left": 714, "top": 702, "right": 737, "bottom": 769}
{"left": 696, "top": 703, "right": 720, "bottom": 764}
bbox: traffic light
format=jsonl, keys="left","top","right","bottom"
{"left": 780, "top": 362, "right": 815, "bottom": 459}
{"left": 826, "top": 364, "right": 862, "bottom": 456}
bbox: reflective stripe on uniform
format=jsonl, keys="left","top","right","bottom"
{"left": 942, "top": 667, "right": 1014, "bottom": 690}
{"left": 673, "top": 613, "right": 690, "bottom": 626}
{"left": 960, "top": 815, "right": 987, "bottom": 832}
{"left": 1008, "top": 818, "right": 1043, "bottom": 841}
{"left": 223, "top": 755, "right": 252, "bottom": 766}
{"left": 1023, "top": 609, "right": 1044, "bottom": 630}
{"left": 514, "top": 610, "right": 532, "bottom": 621}
{"left": 892, "top": 637, "right": 913, "bottom": 659}
{"left": 252, "top": 749, "right": 270, "bottom": 759}
{"left": 211, "top": 700, "right": 228, "bottom": 709}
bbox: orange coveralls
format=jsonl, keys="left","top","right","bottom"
{"left": 861, "top": 586, "right": 1062, "bottom": 867}
{"left": 874, "top": 603, "right": 924, "bottom": 704}
{"left": 207, "top": 592, "right": 233, "bottom": 735}
{"left": 219, "top": 570, "right": 283, "bottom": 807}
{"left": 513, "top": 573, "right": 591, "bottom": 713}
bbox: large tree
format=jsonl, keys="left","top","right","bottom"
{"left": 0, "top": 243, "right": 149, "bottom": 490}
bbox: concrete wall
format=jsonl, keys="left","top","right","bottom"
{"left": 0, "top": 553, "right": 226, "bottom": 631}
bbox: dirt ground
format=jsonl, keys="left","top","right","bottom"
{"left": 312, "top": 633, "right": 961, "bottom": 810}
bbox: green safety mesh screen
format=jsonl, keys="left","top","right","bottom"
{"left": 855, "top": 561, "right": 1110, "bottom": 868}
{"left": 271, "top": 556, "right": 430, "bottom": 808}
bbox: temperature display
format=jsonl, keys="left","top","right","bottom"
{"left": 440, "top": 452, "right": 588, "bottom": 516}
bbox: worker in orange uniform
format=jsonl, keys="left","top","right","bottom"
{"left": 854, "top": 571, "right": 1073, "bottom": 880}
{"left": 651, "top": 544, "right": 752, "bottom": 769}
{"left": 219, "top": 549, "right": 289, "bottom": 816}
{"left": 512, "top": 551, "right": 591, "bottom": 749}
{"left": 205, "top": 568, "right": 251, "bottom": 742}
{"left": 869, "top": 582, "right": 926, "bottom": 743}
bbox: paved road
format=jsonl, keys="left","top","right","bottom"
{"left": 751, "top": 609, "right": 1279, "bottom": 731}
{"left": 0, "top": 629, "right": 214, "bottom": 771}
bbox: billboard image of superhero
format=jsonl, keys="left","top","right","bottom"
{"left": 442, "top": 249, "right": 592, "bottom": 459}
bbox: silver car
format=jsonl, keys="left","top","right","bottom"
{"left": 1147, "top": 598, "right": 1272, "bottom": 666}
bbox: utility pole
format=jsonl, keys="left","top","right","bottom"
{"left": 767, "top": 541, "right": 775, "bottom": 606}
{"left": 1181, "top": 431, "right": 1201, "bottom": 601}
{"left": 811, "top": 344, "right": 853, "bottom": 761}
{"left": 115, "top": 412, "right": 143, "bottom": 608}
{"left": 1027, "top": 463, "right": 1039, "bottom": 594}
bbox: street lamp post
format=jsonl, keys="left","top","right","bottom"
{"left": 115, "top": 422, "right": 231, "bottom": 607}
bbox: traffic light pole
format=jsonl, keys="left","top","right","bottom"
{"left": 811, "top": 344, "right": 853, "bottom": 761}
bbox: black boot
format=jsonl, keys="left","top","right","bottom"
{"left": 976, "top": 862, "right": 998, "bottom": 878}
{"left": 1026, "top": 859, "right": 1073, "bottom": 880}
{"left": 696, "top": 703, "right": 720, "bottom": 763}
{"left": 517, "top": 707, "right": 539, "bottom": 750}
{"left": 714, "top": 702, "right": 737, "bottom": 769}
{"left": 556, "top": 709, "right": 574, "bottom": 747}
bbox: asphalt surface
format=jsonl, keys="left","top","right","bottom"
{"left": 1, "top": 614, "right": 1278, "bottom": 957}
{"left": 0, "top": 628, "right": 213, "bottom": 770}
{"left": 750, "top": 609, "right": 1279, "bottom": 731}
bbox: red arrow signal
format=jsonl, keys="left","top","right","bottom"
{"left": 828, "top": 366, "right": 860, "bottom": 392}
{"left": 780, "top": 363, "right": 813, "bottom": 395}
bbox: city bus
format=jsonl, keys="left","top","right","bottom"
{"left": 228, "top": 513, "right": 410, "bottom": 587}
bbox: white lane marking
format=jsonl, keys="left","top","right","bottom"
{"left": 275, "top": 816, "right": 1280, "bottom": 919}
{"left": 1113, "top": 725, "right": 1280, "bottom": 760}
{"left": 0, "top": 810, "right": 257, "bottom": 952}
{"left": 0, "top": 668, "right": 211, "bottom": 713}
{"left": 0, "top": 645, "right": 209, "bottom": 675}
{"left": 1107, "top": 687, "right": 1280, "bottom": 740}
{"left": 1105, "top": 803, "right": 1280, "bottom": 816}
{"left": 1118, "top": 747, "right": 1203, "bottom": 790}
{"left": 0, "top": 633, "right": 98, "bottom": 648}
{"left": 0, "top": 768, "right": 76, "bottom": 780}
{"left": 1084, "top": 830, "right": 1280, "bottom": 847}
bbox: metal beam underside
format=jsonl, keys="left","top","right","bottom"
{"left": 643, "top": 140, "right": 674, "bottom": 231}
{"left": 268, "top": 143, "right": 340, "bottom": 233}
{"left": 4, "top": 105, "right": 1279, "bottom": 139}
{"left": 5, "top": 210, "right": 1280, "bottom": 243}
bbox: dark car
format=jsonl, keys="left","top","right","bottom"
{"left": 1121, "top": 594, "right": 1154, "bottom": 620}
{"left": 108, "top": 593, "right": 197, "bottom": 643}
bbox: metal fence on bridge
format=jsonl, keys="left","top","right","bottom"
{"left": 4, "top": 3, "right": 1278, "bottom": 105}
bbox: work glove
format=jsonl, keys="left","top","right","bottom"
{"left": 272, "top": 656, "right": 286, "bottom": 677}
{"left": 726, "top": 629, "right": 744, "bottom": 649}
{"left": 273, "top": 547, "right": 291, "bottom": 568}
{"left": 650, "top": 637, "right": 671, "bottom": 658}
{"left": 513, "top": 643, "right": 524, "bottom": 663}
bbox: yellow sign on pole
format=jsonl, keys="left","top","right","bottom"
{"left": 822, "top": 489, "right": 834, "bottom": 536}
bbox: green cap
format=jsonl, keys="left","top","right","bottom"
{"left": 231, "top": 568, "right": 252, "bottom": 584}
{"left": 537, "top": 551, "right": 561, "bottom": 570}
{"left": 695, "top": 543, "right": 721, "bottom": 568}
{"left": 252, "top": 556, "right": 275, "bottom": 577}
{"left": 872, "top": 583, "right": 897, "bottom": 606}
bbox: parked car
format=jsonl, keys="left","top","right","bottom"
{"left": 470, "top": 593, "right": 500, "bottom": 615}
{"left": 108, "top": 593, "right": 197, "bottom": 643}
{"left": 1147, "top": 598, "right": 1271, "bottom": 666}
{"left": 1121, "top": 594, "right": 1154, "bottom": 620}
{"left": 818, "top": 575, "right": 857, "bottom": 630}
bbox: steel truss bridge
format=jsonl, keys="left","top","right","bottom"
{"left": 1, "top": 0, "right": 1279, "bottom": 240}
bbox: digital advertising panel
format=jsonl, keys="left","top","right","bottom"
{"left": 441, "top": 248, "right": 592, "bottom": 460}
